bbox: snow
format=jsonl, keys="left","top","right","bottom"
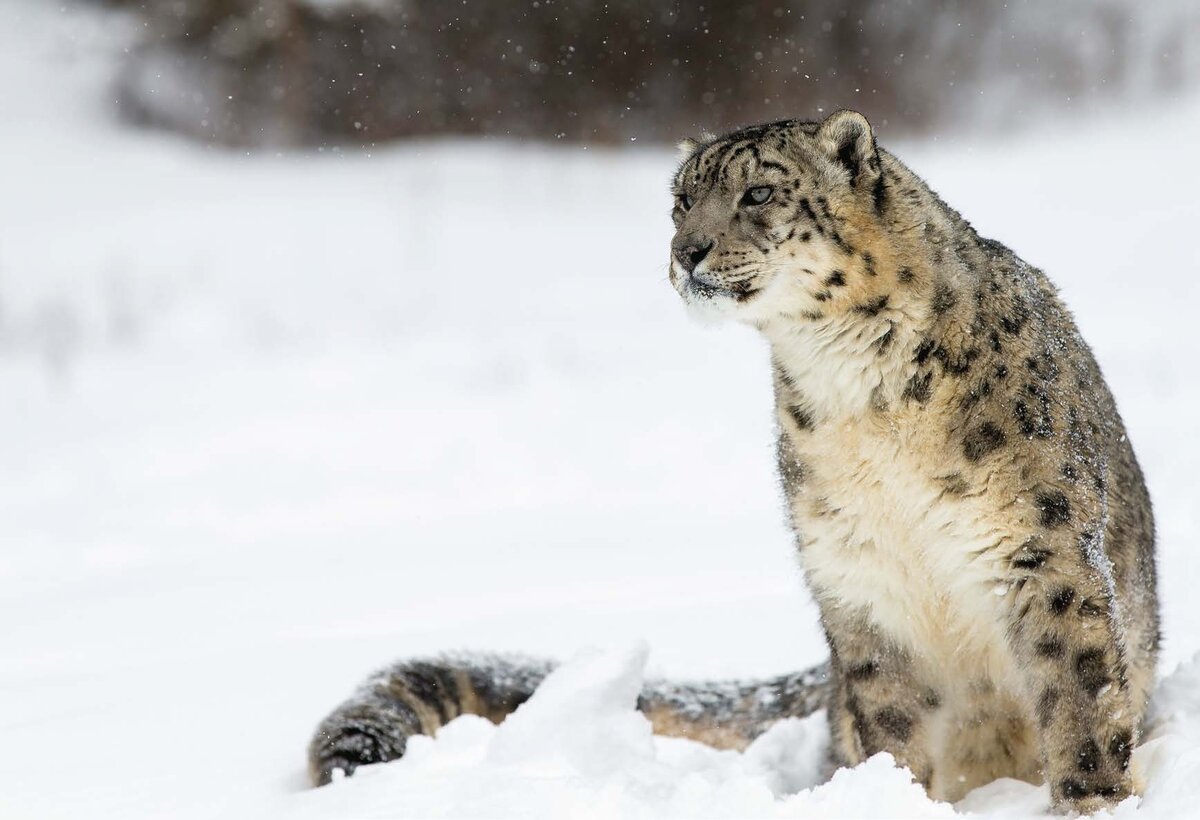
{"left": 2, "top": 2, "right": 1200, "bottom": 818}
{"left": 293, "top": 649, "right": 1200, "bottom": 818}
{"left": 289, "top": 646, "right": 931, "bottom": 820}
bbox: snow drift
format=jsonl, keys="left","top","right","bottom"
{"left": 289, "top": 646, "right": 1200, "bottom": 819}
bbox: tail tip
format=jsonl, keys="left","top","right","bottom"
{"left": 308, "top": 726, "right": 408, "bottom": 787}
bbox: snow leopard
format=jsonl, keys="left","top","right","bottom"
{"left": 308, "top": 110, "right": 1157, "bottom": 815}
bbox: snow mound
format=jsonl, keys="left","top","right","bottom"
{"left": 287, "top": 648, "right": 1200, "bottom": 818}
{"left": 284, "top": 647, "right": 939, "bottom": 818}
{"left": 1129, "top": 656, "right": 1200, "bottom": 817}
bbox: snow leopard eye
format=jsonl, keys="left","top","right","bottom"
{"left": 741, "top": 186, "right": 773, "bottom": 206}
{"left": 676, "top": 192, "right": 693, "bottom": 210}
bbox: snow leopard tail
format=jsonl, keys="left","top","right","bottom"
{"left": 307, "top": 652, "right": 831, "bottom": 786}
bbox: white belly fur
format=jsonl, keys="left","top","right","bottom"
{"left": 793, "top": 419, "right": 1024, "bottom": 695}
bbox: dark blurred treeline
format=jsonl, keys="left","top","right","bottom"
{"left": 104, "top": 0, "right": 1199, "bottom": 146}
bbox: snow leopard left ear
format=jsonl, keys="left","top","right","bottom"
{"left": 815, "top": 110, "right": 880, "bottom": 191}
{"left": 676, "top": 137, "right": 701, "bottom": 163}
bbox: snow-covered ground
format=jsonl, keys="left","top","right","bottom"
{"left": 2, "top": 3, "right": 1199, "bottom": 818}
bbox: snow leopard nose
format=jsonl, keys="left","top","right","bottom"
{"left": 672, "top": 238, "right": 713, "bottom": 273}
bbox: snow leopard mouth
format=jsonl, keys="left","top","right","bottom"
{"left": 679, "top": 269, "right": 761, "bottom": 304}
{"left": 684, "top": 273, "right": 725, "bottom": 300}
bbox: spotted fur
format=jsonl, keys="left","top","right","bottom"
{"left": 308, "top": 111, "right": 1157, "bottom": 816}
{"left": 667, "top": 110, "right": 1157, "bottom": 813}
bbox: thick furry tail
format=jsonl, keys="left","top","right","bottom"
{"left": 308, "top": 652, "right": 830, "bottom": 786}
{"left": 638, "top": 660, "right": 830, "bottom": 750}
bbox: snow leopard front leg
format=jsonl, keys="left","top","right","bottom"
{"left": 821, "top": 605, "right": 942, "bottom": 791}
{"left": 1004, "top": 533, "right": 1137, "bottom": 813}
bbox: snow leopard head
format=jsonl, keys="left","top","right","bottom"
{"left": 669, "top": 110, "right": 893, "bottom": 327}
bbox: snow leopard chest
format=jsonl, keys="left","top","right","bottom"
{"left": 786, "top": 419, "right": 1022, "bottom": 686}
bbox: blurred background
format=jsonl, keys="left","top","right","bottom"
{"left": 109, "top": 0, "right": 1200, "bottom": 145}
{"left": 2, "top": 1, "right": 1198, "bottom": 818}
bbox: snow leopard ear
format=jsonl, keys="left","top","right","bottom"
{"left": 815, "top": 110, "right": 880, "bottom": 191}
{"left": 676, "top": 137, "right": 701, "bottom": 163}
